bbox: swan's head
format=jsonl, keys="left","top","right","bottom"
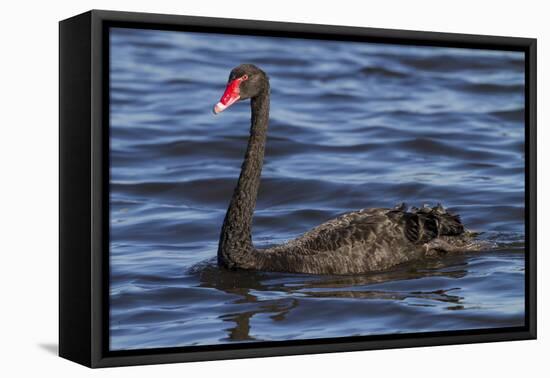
{"left": 213, "top": 64, "right": 269, "bottom": 114}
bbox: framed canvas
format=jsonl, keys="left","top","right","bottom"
{"left": 59, "top": 10, "right": 537, "bottom": 368}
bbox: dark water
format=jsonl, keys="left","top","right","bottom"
{"left": 109, "top": 28, "right": 525, "bottom": 350}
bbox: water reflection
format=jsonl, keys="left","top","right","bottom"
{"left": 194, "top": 255, "right": 470, "bottom": 341}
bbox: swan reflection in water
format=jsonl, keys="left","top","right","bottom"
{"left": 191, "top": 254, "right": 470, "bottom": 341}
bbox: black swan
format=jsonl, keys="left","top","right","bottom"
{"left": 212, "top": 64, "right": 479, "bottom": 275}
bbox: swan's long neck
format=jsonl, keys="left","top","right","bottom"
{"left": 218, "top": 87, "right": 270, "bottom": 268}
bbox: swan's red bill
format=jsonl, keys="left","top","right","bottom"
{"left": 213, "top": 78, "right": 242, "bottom": 114}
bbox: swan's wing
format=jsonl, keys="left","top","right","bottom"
{"left": 293, "top": 205, "right": 465, "bottom": 252}
{"left": 289, "top": 208, "right": 393, "bottom": 253}
{"left": 255, "top": 205, "right": 469, "bottom": 274}
{"left": 264, "top": 205, "right": 465, "bottom": 260}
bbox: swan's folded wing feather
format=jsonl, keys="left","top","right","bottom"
{"left": 296, "top": 210, "right": 391, "bottom": 253}
{"left": 404, "top": 208, "right": 465, "bottom": 244}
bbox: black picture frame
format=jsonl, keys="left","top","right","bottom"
{"left": 59, "top": 9, "right": 537, "bottom": 368}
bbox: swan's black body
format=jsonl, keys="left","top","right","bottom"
{"left": 215, "top": 64, "right": 477, "bottom": 275}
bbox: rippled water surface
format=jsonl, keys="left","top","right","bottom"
{"left": 109, "top": 28, "right": 525, "bottom": 350}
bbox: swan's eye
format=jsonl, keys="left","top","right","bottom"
{"left": 241, "top": 74, "right": 249, "bottom": 81}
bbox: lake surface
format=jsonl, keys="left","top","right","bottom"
{"left": 109, "top": 28, "right": 526, "bottom": 351}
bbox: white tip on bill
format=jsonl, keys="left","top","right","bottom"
{"left": 213, "top": 102, "right": 227, "bottom": 114}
